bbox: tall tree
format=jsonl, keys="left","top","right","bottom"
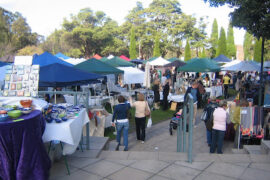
{"left": 201, "top": 47, "right": 207, "bottom": 58}
{"left": 243, "top": 32, "right": 253, "bottom": 60}
{"left": 226, "top": 24, "right": 236, "bottom": 59}
{"left": 153, "top": 33, "right": 161, "bottom": 57}
{"left": 129, "top": 26, "right": 137, "bottom": 59}
{"left": 217, "top": 27, "right": 227, "bottom": 56}
{"left": 204, "top": 0, "right": 270, "bottom": 105}
{"left": 184, "top": 38, "right": 191, "bottom": 61}
{"left": 254, "top": 37, "right": 262, "bottom": 62}
{"left": 210, "top": 18, "right": 218, "bottom": 57}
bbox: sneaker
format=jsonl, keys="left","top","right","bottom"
{"left": 124, "top": 147, "right": 128, "bottom": 151}
{"left": 116, "top": 143, "right": 120, "bottom": 151}
{"left": 141, "top": 141, "right": 145, "bottom": 144}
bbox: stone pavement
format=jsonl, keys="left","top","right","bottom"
{"left": 49, "top": 108, "right": 270, "bottom": 180}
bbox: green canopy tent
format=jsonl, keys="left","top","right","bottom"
{"left": 74, "top": 58, "right": 124, "bottom": 74}
{"left": 178, "top": 58, "right": 221, "bottom": 72}
{"left": 168, "top": 57, "right": 182, "bottom": 62}
{"left": 104, "top": 56, "right": 135, "bottom": 67}
{"left": 100, "top": 57, "right": 109, "bottom": 62}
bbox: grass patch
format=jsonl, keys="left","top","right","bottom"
{"left": 104, "top": 107, "right": 175, "bottom": 140}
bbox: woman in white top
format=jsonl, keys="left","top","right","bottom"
{"left": 129, "top": 93, "right": 150, "bottom": 143}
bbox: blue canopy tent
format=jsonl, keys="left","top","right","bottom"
{"left": 213, "top": 54, "right": 232, "bottom": 63}
{"left": 39, "top": 63, "right": 103, "bottom": 87}
{"left": 0, "top": 61, "right": 8, "bottom": 67}
{"left": 33, "top": 52, "right": 73, "bottom": 67}
{"left": 55, "top": 52, "right": 71, "bottom": 60}
{"left": 130, "top": 59, "right": 144, "bottom": 64}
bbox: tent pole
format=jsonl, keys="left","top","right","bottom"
{"left": 54, "top": 89, "right": 56, "bottom": 104}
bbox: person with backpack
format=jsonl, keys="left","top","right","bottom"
{"left": 203, "top": 97, "right": 218, "bottom": 147}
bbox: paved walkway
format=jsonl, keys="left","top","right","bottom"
{"left": 127, "top": 109, "right": 234, "bottom": 154}
{"left": 49, "top": 108, "right": 270, "bottom": 180}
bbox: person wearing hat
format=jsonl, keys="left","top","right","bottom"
{"left": 210, "top": 100, "right": 230, "bottom": 154}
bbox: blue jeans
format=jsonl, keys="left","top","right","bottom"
{"left": 210, "top": 129, "right": 225, "bottom": 154}
{"left": 206, "top": 129, "right": 212, "bottom": 146}
{"left": 116, "top": 122, "right": 129, "bottom": 150}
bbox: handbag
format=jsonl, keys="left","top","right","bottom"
{"left": 126, "top": 105, "right": 132, "bottom": 120}
{"left": 206, "top": 112, "right": 214, "bottom": 131}
{"left": 147, "top": 117, "right": 152, "bottom": 128}
{"left": 145, "top": 101, "right": 150, "bottom": 117}
{"left": 200, "top": 110, "right": 208, "bottom": 122}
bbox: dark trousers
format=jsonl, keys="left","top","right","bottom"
{"left": 135, "top": 117, "right": 146, "bottom": 141}
{"left": 224, "top": 84, "right": 229, "bottom": 99}
{"left": 210, "top": 129, "right": 225, "bottom": 154}
{"left": 163, "top": 94, "right": 168, "bottom": 110}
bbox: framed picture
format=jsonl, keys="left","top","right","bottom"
{"left": 4, "top": 83, "right": 9, "bottom": 89}
{"left": 10, "top": 83, "right": 16, "bottom": 90}
{"left": 5, "top": 74, "right": 10, "bottom": 81}
{"left": 17, "top": 83, "right": 22, "bottom": 90}
{"left": 8, "top": 91, "right": 16, "bottom": 96}
{"left": 24, "top": 91, "right": 31, "bottom": 97}
{"left": 3, "top": 90, "right": 8, "bottom": 96}
{"left": 17, "top": 90, "right": 24, "bottom": 96}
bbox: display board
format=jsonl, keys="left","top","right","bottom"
{"left": 3, "top": 65, "right": 39, "bottom": 97}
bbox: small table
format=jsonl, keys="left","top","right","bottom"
{"left": 42, "top": 108, "right": 90, "bottom": 155}
{"left": 0, "top": 110, "right": 51, "bottom": 180}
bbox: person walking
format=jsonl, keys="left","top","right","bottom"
{"left": 162, "top": 79, "right": 170, "bottom": 111}
{"left": 129, "top": 93, "right": 150, "bottom": 144}
{"left": 184, "top": 81, "right": 199, "bottom": 127}
{"left": 210, "top": 100, "right": 229, "bottom": 154}
{"left": 223, "top": 73, "right": 231, "bottom": 99}
{"left": 152, "top": 79, "right": 160, "bottom": 109}
{"left": 112, "top": 95, "right": 131, "bottom": 151}
{"left": 204, "top": 96, "right": 218, "bottom": 147}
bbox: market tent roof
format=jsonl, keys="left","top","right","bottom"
{"left": 74, "top": 58, "right": 123, "bottom": 74}
{"left": 39, "top": 63, "right": 103, "bottom": 87}
{"left": 222, "top": 60, "right": 266, "bottom": 72}
{"left": 118, "top": 67, "right": 144, "bottom": 84}
{"left": 178, "top": 58, "right": 221, "bottom": 72}
{"left": 100, "top": 57, "right": 108, "bottom": 62}
{"left": 119, "top": 55, "right": 130, "bottom": 61}
{"left": 264, "top": 61, "right": 270, "bottom": 68}
{"left": 130, "top": 59, "right": 144, "bottom": 64}
{"left": 213, "top": 54, "right": 232, "bottom": 63}
{"left": 55, "top": 52, "right": 71, "bottom": 60}
{"left": 33, "top": 52, "right": 73, "bottom": 67}
{"left": 168, "top": 57, "right": 182, "bottom": 62}
{"left": 62, "top": 58, "right": 86, "bottom": 65}
{"left": 0, "top": 61, "right": 8, "bottom": 67}
{"left": 104, "top": 56, "right": 135, "bottom": 67}
{"left": 164, "top": 60, "right": 186, "bottom": 68}
{"left": 14, "top": 56, "right": 33, "bottom": 65}
{"left": 93, "top": 54, "right": 102, "bottom": 60}
{"left": 221, "top": 60, "right": 241, "bottom": 68}
{"left": 148, "top": 56, "right": 170, "bottom": 66}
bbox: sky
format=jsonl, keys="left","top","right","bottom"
{"left": 0, "top": 0, "right": 245, "bottom": 45}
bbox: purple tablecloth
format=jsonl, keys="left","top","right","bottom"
{"left": 0, "top": 110, "right": 51, "bottom": 180}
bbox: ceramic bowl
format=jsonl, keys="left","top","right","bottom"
{"left": 0, "top": 114, "right": 8, "bottom": 122}
{"left": 0, "top": 110, "right": 7, "bottom": 114}
{"left": 8, "top": 110, "right": 22, "bottom": 119}
{"left": 20, "top": 100, "right": 32, "bottom": 108}
{"left": 21, "top": 107, "right": 32, "bottom": 114}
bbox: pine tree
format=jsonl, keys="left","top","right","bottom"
{"left": 243, "top": 32, "right": 253, "bottom": 60}
{"left": 254, "top": 37, "right": 262, "bottom": 62}
{"left": 217, "top": 27, "right": 227, "bottom": 56}
{"left": 153, "top": 33, "right": 161, "bottom": 57}
{"left": 129, "top": 27, "right": 137, "bottom": 59}
{"left": 201, "top": 47, "right": 207, "bottom": 58}
{"left": 184, "top": 38, "right": 191, "bottom": 61}
{"left": 227, "top": 25, "right": 236, "bottom": 59}
{"left": 210, "top": 19, "right": 218, "bottom": 57}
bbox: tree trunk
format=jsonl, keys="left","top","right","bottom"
{"left": 259, "top": 36, "right": 265, "bottom": 106}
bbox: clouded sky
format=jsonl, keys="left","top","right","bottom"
{"left": 0, "top": 0, "right": 245, "bottom": 45}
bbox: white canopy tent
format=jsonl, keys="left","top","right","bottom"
{"left": 222, "top": 60, "right": 266, "bottom": 72}
{"left": 148, "top": 56, "right": 170, "bottom": 66}
{"left": 117, "top": 67, "right": 144, "bottom": 84}
{"left": 62, "top": 58, "right": 86, "bottom": 65}
{"left": 221, "top": 60, "right": 241, "bottom": 68}
{"left": 14, "top": 56, "right": 33, "bottom": 65}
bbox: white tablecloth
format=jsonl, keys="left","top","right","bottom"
{"left": 0, "top": 97, "right": 48, "bottom": 110}
{"left": 160, "top": 92, "right": 185, "bottom": 103}
{"left": 42, "top": 108, "right": 89, "bottom": 155}
{"left": 205, "top": 86, "right": 223, "bottom": 98}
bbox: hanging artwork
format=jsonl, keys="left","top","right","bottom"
{"left": 3, "top": 65, "right": 40, "bottom": 97}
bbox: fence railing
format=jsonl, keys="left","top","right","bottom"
{"left": 177, "top": 93, "right": 194, "bottom": 163}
